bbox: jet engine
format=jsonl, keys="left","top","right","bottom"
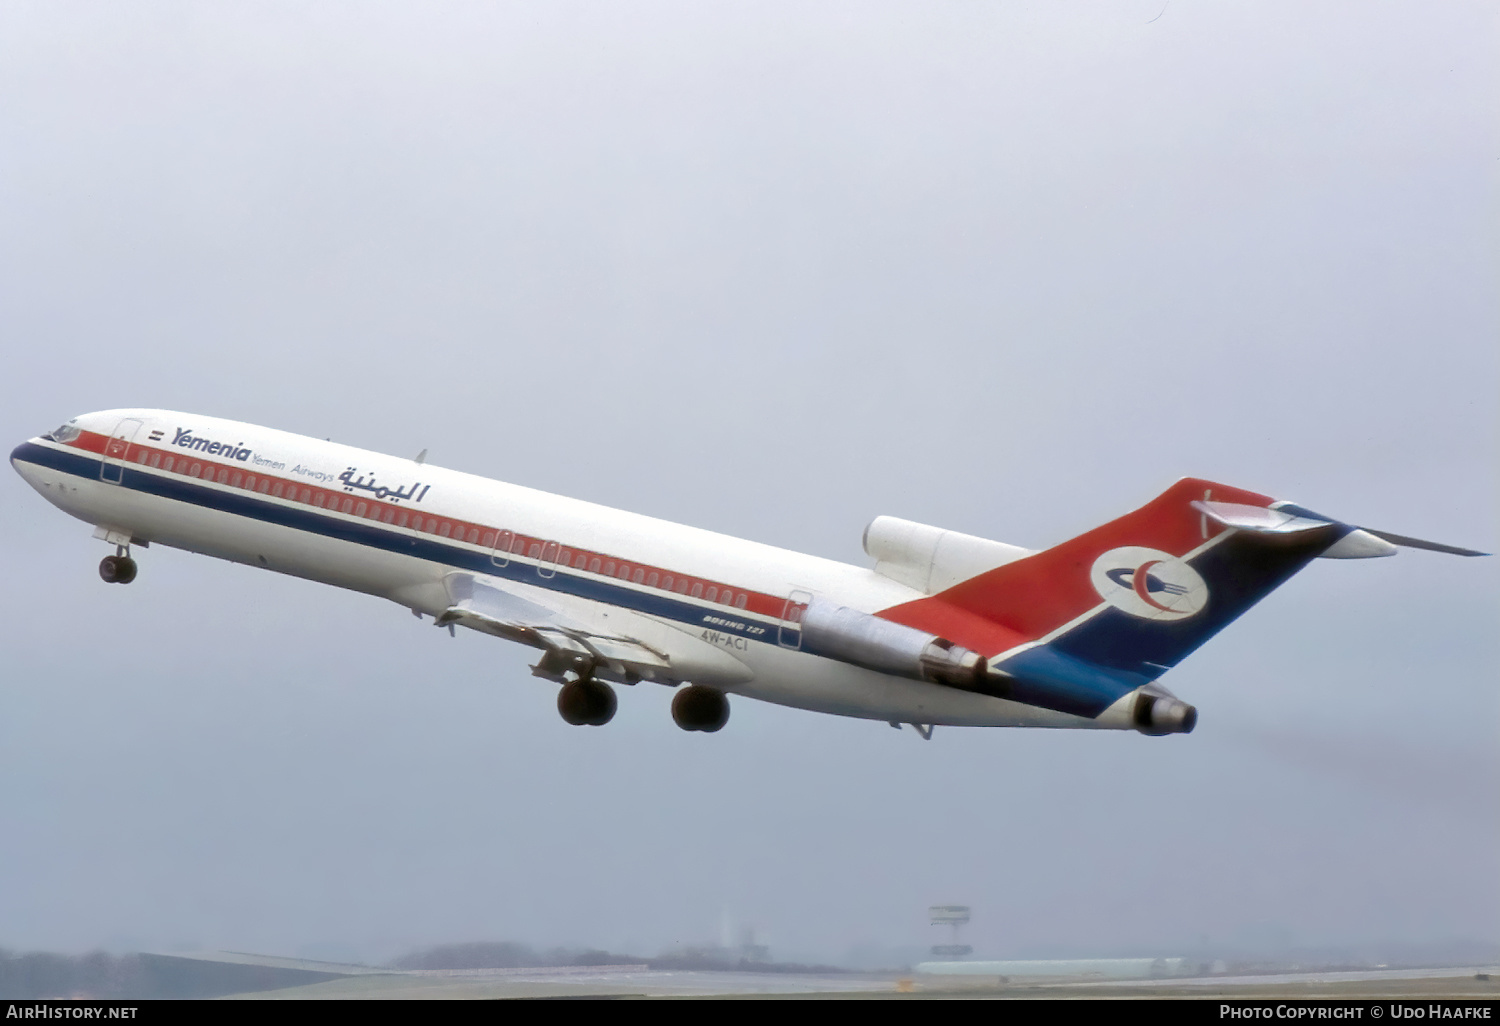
{"left": 863, "top": 516, "right": 1031, "bottom": 594}
{"left": 1132, "top": 691, "right": 1197, "bottom": 735}
{"left": 799, "top": 598, "right": 987, "bottom": 688}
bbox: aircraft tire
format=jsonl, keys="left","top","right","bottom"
{"left": 558, "top": 680, "right": 616, "bottom": 727}
{"left": 583, "top": 680, "right": 617, "bottom": 726}
{"left": 99, "top": 555, "right": 122, "bottom": 583}
{"left": 671, "top": 686, "right": 729, "bottom": 733}
{"left": 116, "top": 557, "right": 138, "bottom": 584}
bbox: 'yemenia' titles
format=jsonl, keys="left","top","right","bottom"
{"left": 171, "top": 427, "right": 252, "bottom": 461}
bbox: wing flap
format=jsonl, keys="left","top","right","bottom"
{"left": 433, "top": 572, "right": 751, "bottom": 687}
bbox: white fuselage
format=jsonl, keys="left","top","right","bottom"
{"left": 13, "top": 409, "right": 1129, "bottom": 731}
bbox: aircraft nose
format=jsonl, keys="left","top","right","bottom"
{"left": 11, "top": 440, "right": 45, "bottom": 489}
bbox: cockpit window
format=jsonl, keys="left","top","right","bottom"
{"left": 46, "top": 421, "right": 81, "bottom": 443}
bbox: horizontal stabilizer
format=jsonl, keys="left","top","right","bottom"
{"left": 1190, "top": 500, "right": 1334, "bottom": 536}
{"left": 1360, "top": 529, "right": 1488, "bottom": 558}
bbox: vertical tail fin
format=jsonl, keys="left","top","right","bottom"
{"left": 878, "top": 478, "right": 1349, "bottom": 718}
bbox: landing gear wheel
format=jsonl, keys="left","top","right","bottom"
{"left": 557, "top": 679, "right": 617, "bottom": 726}
{"left": 671, "top": 686, "right": 729, "bottom": 733}
{"left": 99, "top": 555, "right": 138, "bottom": 584}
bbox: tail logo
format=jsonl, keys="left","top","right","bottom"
{"left": 1090, "top": 547, "right": 1208, "bottom": 621}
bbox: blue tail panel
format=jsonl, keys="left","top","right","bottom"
{"left": 1050, "top": 527, "right": 1347, "bottom": 680}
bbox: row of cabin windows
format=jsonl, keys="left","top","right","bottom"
{"left": 137, "top": 449, "right": 466, "bottom": 533}
{"left": 553, "top": 551, "right": 746, "bottom": 608}
{"left": 137, "top": 447, "right": 749, "bottom": 610}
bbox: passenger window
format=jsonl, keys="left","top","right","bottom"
{"left": 232, "top": 473, "right": 243, "bottom": 488}
{"left": 528, "top": 543, "right": 541, "bottom": 559}
{"left": 313, "top": 493, "right": 325, "bottom": 507}
{"left": 675, "top": 580, "right": 689, "bottom": 595}
{"left": 617, "top": 565, "right": 631, "bottom": 580}
{"left": 633, "top": 569, "right": 646, "bottom": 585}
{"left": 735, "top": 594, "right": 747, "bottom": 609}
{"left": 217, "top": 469, "right": 229, "bottom": 484}
{"left": 148, "top": 454, "right": 160, "bottom": 468}
{"left": 258, "top": 480, "right": 270, "bottom": 494}
{"left": 705, "top": 587, "right": 718, "bottom": 602}
{"left": 647, "top": 573, "right": 659, "bottom": 588}
{"left": 482, "top": 532, "right": 495, "bottom": 548}
{"left": 271, "top": 482, "right": 284, "bottom": 497}
{"left": 589, "top": 558, "right": 601, "bottom": 573}
{"left": 559, "top": 549, "right": 572, "bottom": 566}
{"left": 604, "top": 561, "right": 615, "bottom": 576}
{"left": 135, "top": 451, "right": 148, "bottom": 464}
{"left": 574, "top": 554, "right": 587, "bottom": 569}
{"left": 354, "top": 502, "right": 366, "bottom": 517}
{"left": 163, "top": 457, "right": 174, "bottom": 472}
{"left": 690, "top": 583, "right": 703, "bottom": 599}
{"left": 190, "top": 462, "right": 202, "bottom": 477}
{"left": 441, "top": 522, "right": 454, "bottom": 538}
{"left": 660, "top": 575, "right": 673, "bottom": 591}
{"left": 299, "top": 488, "right": 311, "bottom": 503}
{"left": 467, "top": 528, "right": 479, "bottom": 543}
{"left": 397, "top": 511, "right": 408, "bottom": 528}
{"left": 244, "top": 475, "right": 255, "bottom": 490}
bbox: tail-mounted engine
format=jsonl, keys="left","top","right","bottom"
{"left": 799, "top": 598, "right": 987, "bottom": 688}
{"left": 1133, "top": 690, "right": 1197, "bottom": 735}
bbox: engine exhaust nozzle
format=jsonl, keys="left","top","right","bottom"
{"left": 1133, "top": 692, "right": 1197, "bottom": 735}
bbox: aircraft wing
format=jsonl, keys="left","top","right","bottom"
{"left": 434, "top": 572, "right": 752, "bottom": 688}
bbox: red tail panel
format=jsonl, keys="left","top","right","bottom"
{"left": 878, "top": 478, "right": 1274, "bottom": 655}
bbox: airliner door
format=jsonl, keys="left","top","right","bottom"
{"left": 100, "top": 418, "right": 143, "bottom": 484}
{"left": 778, "top": 589, "right": 813, "bottom": 650}
{"left": 490, "top": 529, "right": 515, "bottom": 568}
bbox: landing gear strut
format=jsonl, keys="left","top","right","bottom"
{"left": 99, "top": 548, "right": 137, "bottom": 585}
{"left": 557, "top": 678, "right": 617, "bottom": 726}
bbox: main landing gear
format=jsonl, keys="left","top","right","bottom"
{"left": 557, "top": 677, "right": 617, "bottom": 727}
{"left": 671, "top": 685, "right": 729, "bottom": 733}
{"left": 547, "top": 659, "right": 729, "bottom": 733}
{"left": 99, "top": 548, "right": 138, "bottom": 584}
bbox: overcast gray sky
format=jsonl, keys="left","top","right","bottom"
{"left": 1, "top": 2, "right": 1495, "bottom": 965}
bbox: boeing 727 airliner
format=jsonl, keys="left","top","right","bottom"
{"left": 10, "top": 410, "right": 1486, "bottom": 737}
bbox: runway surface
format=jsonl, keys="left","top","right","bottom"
{"left": 228, "top": 963, "right": 1500, "bottom": 999}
